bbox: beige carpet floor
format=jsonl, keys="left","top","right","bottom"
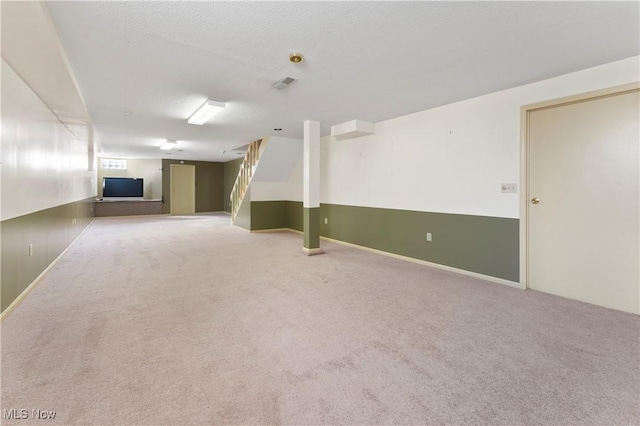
{"left": 1, "top": 213, "right": 638, "bottom": 425}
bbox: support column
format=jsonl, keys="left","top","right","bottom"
{"left": 302, "top": 120, "right": 323, "bottom": 255}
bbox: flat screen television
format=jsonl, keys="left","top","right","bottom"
{"left": 102, "top": 177, "right": 144, "bottom": 199}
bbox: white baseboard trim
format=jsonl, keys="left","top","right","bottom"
{"left": 1, "top": 218, "right": 97, "bottom": 322}
{"left": 96, "top": 214, "right": 168, "bottom": 219}
{"left": 247, "top": 227, "right": 303, "bottom": 235}
{"left": 251, "top": 228, "right": 290, "bottom": 233}
{"left": 319, "top": 236, "right": 524, "bottom": 290}
{"left": 238, "top": 226, "right": 521, "bottom": 289}
{"left": 198, "top": 223, "right": 526, "bottom": 290}
{"left": 302, "top": 247, "right": 324, "bottom": 256}
{"left": 231, "top": 223, "right": 251, "bottom": 232}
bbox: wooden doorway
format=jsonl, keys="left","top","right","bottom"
{"left": 521, "top": 84, "right": 639, "bottom": 314}
{"left": 170, "top": 164, "right": 195, "bottom": 215}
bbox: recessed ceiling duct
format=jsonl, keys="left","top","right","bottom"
{"left": 272, "top": 76, "right": 297, "bottom": 90}
{"left": 331, "top": 120, "right": 375, "bottom": 140}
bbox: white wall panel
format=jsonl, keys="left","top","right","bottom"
{"left": 1, "top": 60, "right": 95, "bottom": 221}
{"left": 287, "top": 157, "right": 303, "bottom": 202}
{"left": 320, "top": 56, "right": 639, "bottom": 219}
{"left": 252, "top": 137, "right": 303, "bottom": 183}
{"left": 250, "top": 182, "right": 291, "bottom": 201}
{"left": 251, "top": 157, "right": 303, "bottom": 202}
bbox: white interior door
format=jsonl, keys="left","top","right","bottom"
{"left": 170, "top": 164, "right": 195, "bottom": 215}
{"left": 528, "top": 89, "right": 639, "bottom": 314}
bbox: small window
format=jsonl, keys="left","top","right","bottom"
{"left": 100, "top": 158, "right": 127, "bottom": 170}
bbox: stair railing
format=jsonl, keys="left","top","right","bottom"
{"left": 230, "top": 138, "right": 266, "bottom": 221}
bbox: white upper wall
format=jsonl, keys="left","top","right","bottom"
{"left": 320, "top": 56, "right": 640, "bottom": 219}
{"left": 251, "top": 136, "right": 304, "bottom": 202}
{"left": 2, "top": 2, "right": 94, "bottom": 145}
{"left": 1, "top": 2, "right": 96, "bottom": 221}
{"left": 251, "top": 157, "right": 303, "bottom": 202}
{"left": 1, "top": 60, "right": 95, "bottom": 221}
{"left": 250, "top": 182, "right": 291, "bottom": 202}
{"left": 288, "top": 156, "right": 303, "bottom": 202}
{"left": 252, "top": 137, "right": 303, "bottom": 183}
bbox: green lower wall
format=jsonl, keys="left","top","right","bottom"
{"left": 320, "top": 204, "right": 519, "bottom": 282}
{"left": 286, "top": 201, "right": 303, "bottom": 232}
{"left": 1, "top": 198, "right": 96, "bottom": 312}
{"left": 162, "top": 159, "right": 225, "bottom": 214}
{"left": 234, "top": 194, "right": 252, "bottom": 231}
{"left": 251, "top": 201, "right": 288, "bottom": 230}
{"left": 303, "top": 207, "right": 321, "bottom": 249}
{"left": 249, "top": 201, "right": 518, "bottom": 282}
{"left": 250, "top": 201, "right": 303, "bottom": 231}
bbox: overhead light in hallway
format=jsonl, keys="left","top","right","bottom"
{"left": 187, "top": 99, "right": 225, "bottom": 125}
{"left": 160, "top": 140, "right": 177, "bottom": 150}
{"left": 289, "top": 53, "right": 304, "bottom": 63}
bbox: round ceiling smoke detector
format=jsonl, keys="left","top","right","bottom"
{"left": 289, "top": 53, "right": 304, "bottom": 63}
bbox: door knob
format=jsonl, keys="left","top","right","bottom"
{"left": 531, "top": 198, "right": 540, "bottom": 204}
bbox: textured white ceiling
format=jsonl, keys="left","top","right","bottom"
{"left": 45, "top": 1, "right": 639, "bottom": 162}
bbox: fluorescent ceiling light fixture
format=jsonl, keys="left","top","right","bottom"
{"left": 188, "top": 99, "right": 225, "bottom": 125}
{"left": 160, "top": 140, "right": 178, "bottom": 150}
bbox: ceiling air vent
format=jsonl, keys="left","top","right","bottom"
{"left": 272, "top": 76, "right": 297, "bottom": 90}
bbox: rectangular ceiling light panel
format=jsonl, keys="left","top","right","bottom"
{"left": 188, "top": 99, "right": 225, "bottom": 125}
{"left": 160, "top": 140, "right": 178, "bottom": 150}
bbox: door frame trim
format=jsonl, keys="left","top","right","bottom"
{"left": 169, "top": 164, "right": 196, "bottom": 215}
{"left": 519, "top": 82, "right": 639, "bottom": 290}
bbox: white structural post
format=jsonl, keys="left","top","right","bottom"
{"left": 302, "top": 120, "right": 323, "bottom": 255}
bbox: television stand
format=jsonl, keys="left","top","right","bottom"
{"left": 94, "top": 199, "right": 162, "bottom": 217}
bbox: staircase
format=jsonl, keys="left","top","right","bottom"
{"left": 230, "top": 137, "right": 268, "bottom": 222}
